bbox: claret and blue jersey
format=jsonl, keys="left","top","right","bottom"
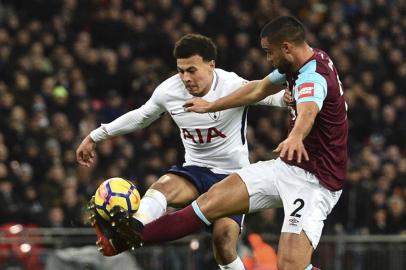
{"left": 268, "top": 48, "right": 348, "bottom": 191}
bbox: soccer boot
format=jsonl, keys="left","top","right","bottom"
{"left": 87, "top": 196, "right": 132, "bottom": 256}
{"left": 109, "top": 205, "right": 145, "bottom": 248}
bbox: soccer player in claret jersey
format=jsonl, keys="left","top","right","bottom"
{"left": 110, "top": 16, "right": 347, "bottom": 270}
{"left": 77, "top": 34, "right": 287, "bottom": 270}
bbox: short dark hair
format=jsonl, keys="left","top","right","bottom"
{"left": 173, "top": 34, "right": 217, "bottom": 61}
{"left": 260, "top": 16, "right": 306, "bottom": 45}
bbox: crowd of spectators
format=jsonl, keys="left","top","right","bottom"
{"left": 0, "top": 0, "right": 405, "bottom": 238}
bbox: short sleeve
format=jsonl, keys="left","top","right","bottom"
{"left": 294, "top": 72, "right": 327, "bottom": 110}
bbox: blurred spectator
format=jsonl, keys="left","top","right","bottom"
{"left": 21, "top": 185, "right": 45, "bottom": 225}
{"left": 369, "top": 208, "right": 389, "bottom": 234}
{"left": 245, "top": 208, "right": 281, "bottom": 235}
{"left": 46, "top": 206, "right": 65, "bottom": 228}
{"left": 334, "top": 166, "right": 371, "bottom": 234}
{"left": 387, "top": 196, "right": 406, "bottom": 234}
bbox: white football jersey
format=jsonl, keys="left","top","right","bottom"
{"left": 90, "top": 68, "right": 285, "bottom": 174}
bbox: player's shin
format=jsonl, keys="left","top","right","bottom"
{"left": 133, "top": 189, "right": 167, "bottom": 225}
{"left": 142, "top": 202, "right": 209, "bottom": 244}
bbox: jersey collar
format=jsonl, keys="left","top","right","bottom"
{"left": 202, "top": 70, "right": 219, "bottom": 98}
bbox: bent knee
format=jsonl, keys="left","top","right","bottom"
{"left": 213, "top": 229, "right": 235, "bottom": 249}
{"left": 198, "top": 185, "right": 226, "bottom": 214}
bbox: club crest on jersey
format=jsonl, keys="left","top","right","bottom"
{"left": 208, "top": 111, "right": 220, "bottom": 121}
{"left": 298, "top": 83, "right": 315, "bottom": 99}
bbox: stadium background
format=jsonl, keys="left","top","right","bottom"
{"left": 0, "top": 0, "right": 405, "bottom": 269}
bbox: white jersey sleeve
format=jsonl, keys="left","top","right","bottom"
{"left": 255, "top": 89, "right": 286, "bottom": 107}
{"left": 90, "top": 85, "right": 166, "bottom": 142}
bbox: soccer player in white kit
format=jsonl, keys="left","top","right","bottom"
{"left": 77, "top": 34, "right": 286, "bottom": 270}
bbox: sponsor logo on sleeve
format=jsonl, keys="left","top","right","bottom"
{"left": 298, "top": 83, "right": 315, "bottom": 99}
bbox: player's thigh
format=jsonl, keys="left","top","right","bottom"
{"left": 277, "top": 231, "right": 313, "bottom": 270}
{"left": 275, "top": 159, "right": 342, "bottom": 249}
{"left": 197, "top": 173, "right": 250, "bottom": 220}
{"left": 211, "top": 217, "right": 240, "bottom": 256}
{"left": 150, "top": 173, "right": 199, "bottom": 207}
{"left": 236, "top": 160, "right": 283, "bottom": 212}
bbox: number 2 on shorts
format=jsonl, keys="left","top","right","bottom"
{"left": 290, "top": 198, "right": 305, "bottom": 218}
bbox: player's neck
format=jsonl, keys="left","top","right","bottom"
{"left": 292, "top": 44, "right": 314, "bottom": 73}
{"left": 198, "top": 72, "right": 215, "bottom": 97}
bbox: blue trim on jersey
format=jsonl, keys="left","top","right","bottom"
{"left": 192, "top": 201, "right": 211, "bottom": 225}
{"left": 267, "top": 69, "right": 286, "bottom": 85}
{"left": 299, "top": 59, "right": 317, "bottom": 73}
{"left": 240, "top": 106, "right": 249, "bottom": 145}
{"left": 295, "top": 60, "right": 327, "bottom": 110}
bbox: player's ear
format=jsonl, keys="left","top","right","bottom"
{"left": 281, "top": 42, "right": 291, "bottom": 54}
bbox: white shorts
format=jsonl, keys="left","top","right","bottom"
{"left": 237, "top": 158, "right": 342, "bottom": 249}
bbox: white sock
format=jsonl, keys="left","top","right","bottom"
{"left": 133, "top": 189, "right": 167, "bottom": 225}
{"left": 305, "top": 264, "right": 313, "bottom": 270}
{"left": 219, "top": 256, "right": 245, "bottom": 270}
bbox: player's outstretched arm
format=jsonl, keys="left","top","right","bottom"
{"left": 76, "top": 88, "right": 165, "bottom": 166}
{"left": 184, "top": 77, "right": 283, "bottom": 113}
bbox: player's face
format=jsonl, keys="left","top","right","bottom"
{"left": 177, "top": 55, "right": 215, "bottom": 97}
{"left": 261, "top": 37, "right": 292, "bottom": 74}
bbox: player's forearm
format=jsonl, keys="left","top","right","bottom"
{"left": 90, "top": 109, "right": 158, "bottom": 142}
{"left": 90, "top": 111, "right": 138, "bottom": 142}
{"left": 209, "top": 78, "right": 279, "bottom": 111}
{"left": 289, "top": 106, "right": 317, "bottom": 139}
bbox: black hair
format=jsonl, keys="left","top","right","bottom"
{"left": 260, "top": 16, "right": 306, "bottom": 44}
{"left": 173, "top": 33, "right": 217, "bottom": 61}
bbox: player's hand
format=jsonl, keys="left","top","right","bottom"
{"left": 183, "top": 98, "right": 213, "bottom": 113}
{"left": 283, "top": 89, "right": 293, "bottom": 106}
{"left": 76, "top": 135, "right": 96, "bottom": 167}
{"left": 273, "top": 134, "right": 309, "bottom": 163}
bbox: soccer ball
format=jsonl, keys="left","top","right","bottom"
{"left": 94, "top": 177, "right": 141, "bottom": 221}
